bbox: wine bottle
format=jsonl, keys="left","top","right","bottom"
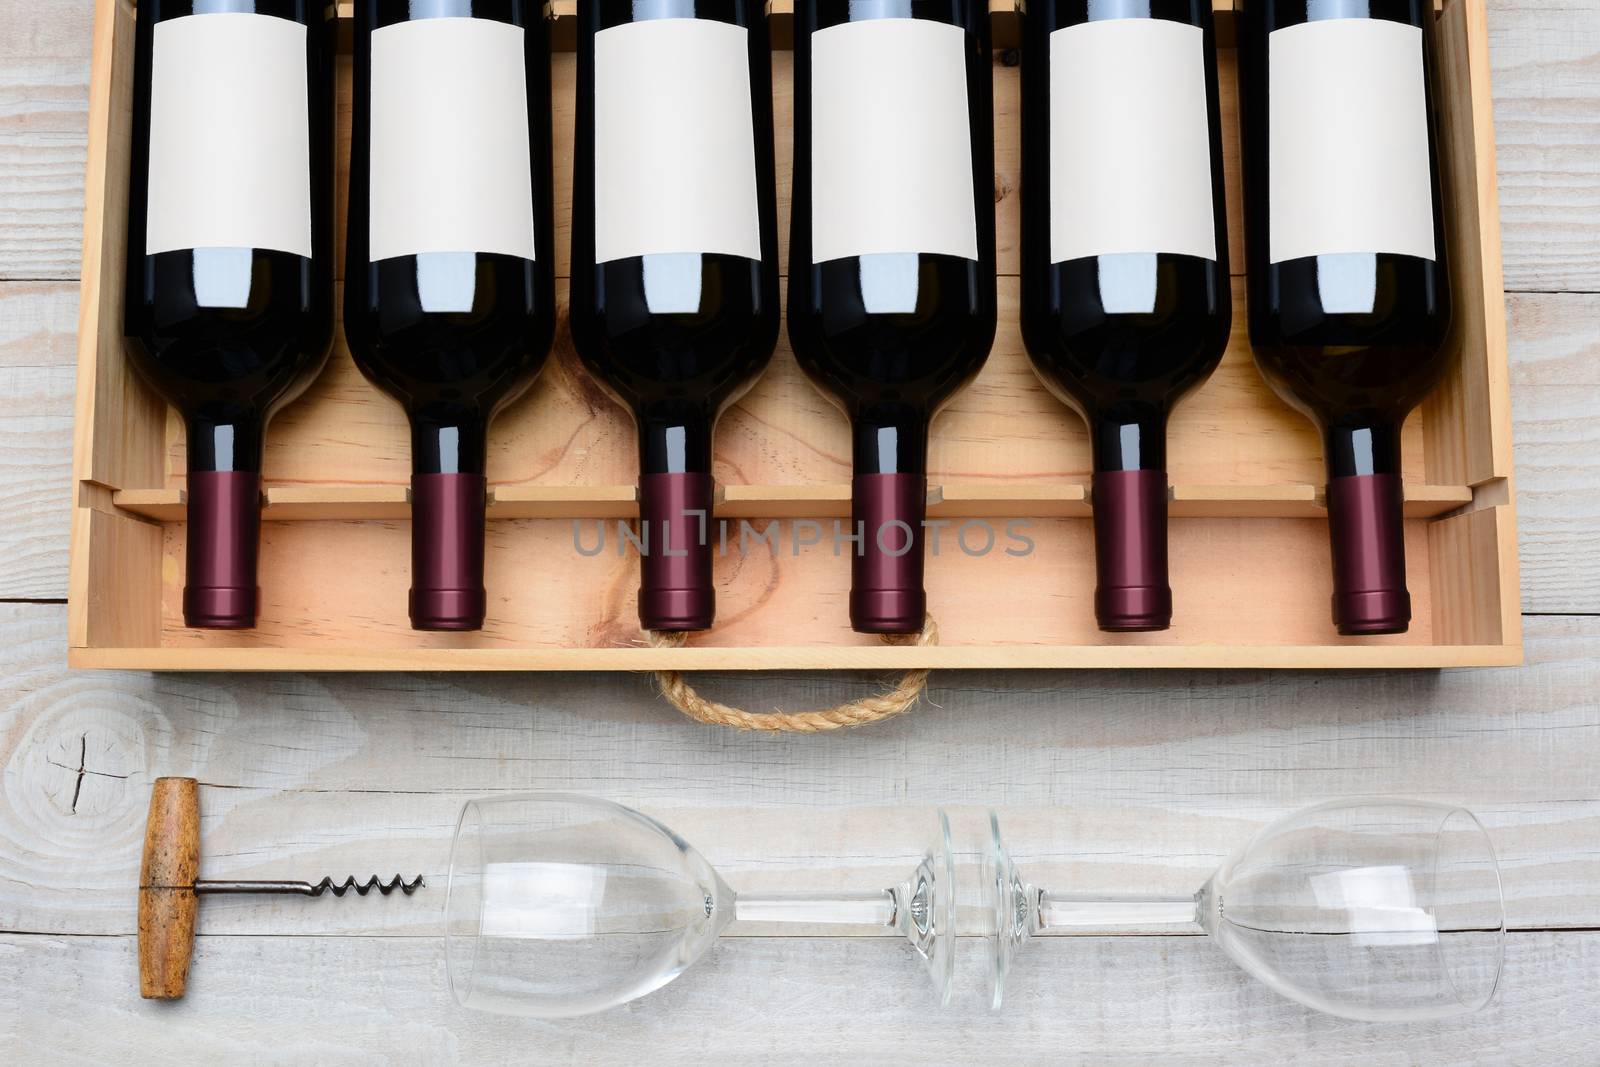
{"left": 124, "top": 0, "right": 335, "bottom": 630}
{"left": 570, "top": 0, "right": 780, "bottom": 633}
{"left": 1019, "top": 1, "right": 1231, "bottom": 633}
{"left": 1239, "top": 0, "right": 1453, "bottom": 636}
{"left": 789, "top": 0, "right": 998, "bottom": 635}
{"left": 345, "top": 0, "right": 557, "bottom": 632}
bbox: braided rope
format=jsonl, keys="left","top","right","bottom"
{"left": 648, "top": 616, "right": 940, "bottom": 733}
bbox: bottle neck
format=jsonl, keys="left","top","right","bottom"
{"left": 1322, "top": 421, "right": 1411, "bottom": 635}
{"left": 1323, "top": 422, "right": 1403, "bottom": 480}
{"left": 1091, "top": 408, "right": 1168, "bottom": 474}
{"left": 1083, "top": 407, "right": 1173, "bottom": 631}
{"left": 413, "top": 418, "right": 489, "bottom": 477}
{"left": 634, "top": 404, "right": 717, "bottom": 632}
{"left": 408, "top": 472, "right": 488, "bottom": 632}
{"left": 182, "top": 470, "right": 262, "bottom": 630}
{"left": 853, "top": 410, "right": 929, "bottom": 477}
{"left": 638, "top": 405, "right": 713, "bottom": 477}
{"left": 848, "top": 410, "right": 931, "bottom": 634}
{"left": 187, "top": 418, "right": 265, "bottom": 474}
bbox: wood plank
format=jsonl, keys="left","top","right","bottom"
{"left": 264, "top": 485, "right": 410, "bottom": 522}
{"left": 1429, "top": 503, "right": 1519, "bottom": 646}
{"left": 1170, "top": 483, "right": 1318, "bottom": 519}
{"left": 1508, "top": 292, "right": 1600, "bottom": 614}
{"left": 1487, "top": 0, "right": 1600, "bottom": 293}
{"left": 489, "top": 484, "right": 639, "bottom": 520}
{"left": 72, "top": 0, "right": 166, "bottom": 500}
{"left": 2, "top": 932, "right": 1597, "bottom": 1063}
{"left": 1172, "top": 483, "right": 1473, "bottom": 519}
{"left": 0, "top": 1, "right": 93, "bottom": 280}
{"left": 69, "top": 505, "right": 161, "bottom": 648}
{"left": 67, "top": 644, "right": 1528, "bottom": 671}
{"left": 103, "top": 481, "right": 1474, "bottom": 524}
{"left": 1429, "top": 0, "right": 1516, "bottom": 488}
{"left": 109, "top": 486, "right": 186, "bottom": 522}
{"left": 6, "top": 603, "right": 1597, "bottom": 936}
{"left": 0, "top": 282, "right": 77, "bottom": 599}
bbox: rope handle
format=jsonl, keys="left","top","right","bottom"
{"left": 647, "top": 616, "right": 940, "bottom": 733}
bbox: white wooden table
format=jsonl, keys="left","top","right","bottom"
{"left": 2, "top": 3, "right": 1598, "bottom": 1061}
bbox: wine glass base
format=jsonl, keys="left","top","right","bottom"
{"left": 900, "top": 810, "right": 958, "bottom": 1006}
{"left": 984, "top": 810, "right": 1032, "bottom": 1011}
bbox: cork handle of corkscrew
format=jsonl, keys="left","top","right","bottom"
{"left": 139, "top": 777, "right": 199, "bottom": 999}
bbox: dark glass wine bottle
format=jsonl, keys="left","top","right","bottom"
{"left": 1239, "top": 0, "right": 1453, "bottom": 636}
{"left": 345, "top": 0, "right": 557, "bottom": 632}
{"left": 125, "top": 0, "right": 335, "bottom": 630}
{"left": 1020, "top": 0, "right": 1231, "bottom": 633}
{"left": 789, "top": 0, "right": 998, "bottom": 635}
{"left": 570, "top": 0, "right": 780, "bottom": 633}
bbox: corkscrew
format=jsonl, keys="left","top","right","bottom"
{"left": 138, "top": 777, "right": 425, "bottom": 1000}
{"left": 190, "top": 873, "right": 425, "bottom": 898}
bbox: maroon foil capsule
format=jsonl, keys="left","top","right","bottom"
{"left": 410, "top": 473, "right": 488, "bottom": 632}
{"left": 183, "top": 470, "right": 262, "bottom": 630}
{"left": 638, "top": 472, "right": 716, "bottom": 633}
{"left": 1326, "top": 472, "right": 1411, "bottom": 636}
{"left": 1092, "top": 470, "right": 1173, "bottom": 633}
{"left": 851, "top": 473, "right": 927, "bottom": 635}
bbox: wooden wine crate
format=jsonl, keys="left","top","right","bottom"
{"left": 68, "top": 0, "right": 1521, "bottom": 671}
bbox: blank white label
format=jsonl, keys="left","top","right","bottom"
{"left": 595, "top": 18, "right": 761, "bottom": 264}
{"left": 369, "top": 18, "right": 536, "bottom": 262}
{"left": 1269, "top": 18, "right": 1436, "bottom": 264}
{"left": 1050, "top": 18, "right": 1216, "bottom": 264}
{"left": 146, "top": 13, "right": 311, "bottom": 257}
{"left": 811, "top": 18, "right": 978, "bottom": 263}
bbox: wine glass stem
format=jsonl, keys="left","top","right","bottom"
{"left": 1037, "top": 892, "right": 1201, "bottom": 932}
{"left": 732, "top": 890, "right": 897, "bottom": 928}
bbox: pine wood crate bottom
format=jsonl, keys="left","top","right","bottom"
{"left": 67, "top": 0, "right": 1521, "bottom": 670}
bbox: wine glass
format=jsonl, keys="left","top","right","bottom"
{"left": 986, "top": 799, "right": 1505, "bottom": 1021}
{"left": 444, "top": 794, "right": 955, "bottom": 1017}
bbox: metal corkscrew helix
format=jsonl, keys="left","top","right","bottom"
{"left": 194, "top": 874, "right": 425, "bottom": 898}
{"left": 138, "top": 777, "right": 425, "bottom": 1000}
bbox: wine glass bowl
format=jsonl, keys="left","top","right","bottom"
{"left": 1201, "top": 800, "right": 1505, "bottom": 1022}
{"left": 445, "top": 795, "right": 732, "bottom": 1018}
{"left": 445, "top": 795, "right": 958, "bottom": 1017}
{"left": 985, "top": 799, "right": 1506, "bottom": 1022}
